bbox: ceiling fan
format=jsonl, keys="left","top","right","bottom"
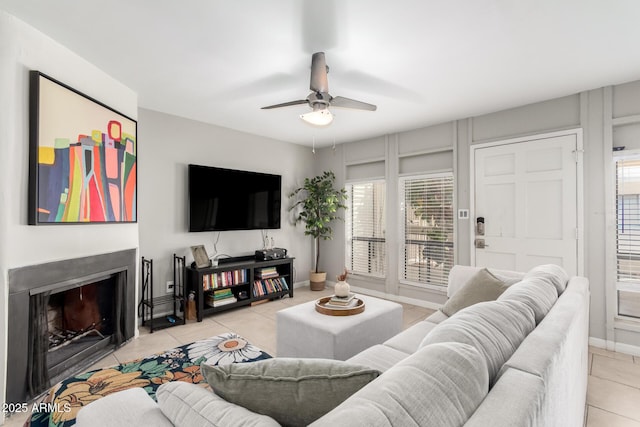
{"left": 261, "top": 52, "right": 377, "bottom": 126}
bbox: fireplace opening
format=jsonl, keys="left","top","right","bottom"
{"left": 27, "top": 270, "right": 128, "bottom": 399}
{"left": 45, "top": 276, "right": 117, "bottom": 381}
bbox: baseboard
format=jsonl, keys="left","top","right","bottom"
{"left": 294, "top": 280, "right": 442, "bottom": 310}
{"left": 348, "top": 285, "right": 442, "bottom": 311}
{"left": 589, "top": 336, "right": 640, "bottom": 356}
{"left": 293, "top": 280, "right": 310, "bottom": 289}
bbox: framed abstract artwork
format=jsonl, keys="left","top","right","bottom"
{"left": 28, "top": 71, "right": 137, "bottom": 224}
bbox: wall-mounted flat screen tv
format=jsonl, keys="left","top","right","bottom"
{"left": 188, "top": 164, "right": 281, "bottom": 232}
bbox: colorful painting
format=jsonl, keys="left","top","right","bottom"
{"left": 29, "top": 71, "right": 137, "bottom": 224}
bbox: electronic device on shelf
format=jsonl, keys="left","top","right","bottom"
{"left": 188, "top": 164, "right": 281, "bottom": 232}
{"left": 255, "top": 247, "right": 288, "bottom": 261}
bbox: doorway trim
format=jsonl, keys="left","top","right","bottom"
{"left": 469, "top": 128, "right": 584, "bottom": 275}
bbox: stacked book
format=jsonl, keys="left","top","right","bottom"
{"left": 253, "top": 277, "right": 289, "bottom": 297}
{"left": 255, "top": 267, "right": 279, "bottom": 279}
{"left": 324, "top": 293, "right": 358, "bottom": 309}
{"left": 205, "top": 288, "right": 238, "bottom": 307}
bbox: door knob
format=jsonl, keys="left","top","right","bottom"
{"left": 475, "top": 238, "right": 489, "bottom": 249}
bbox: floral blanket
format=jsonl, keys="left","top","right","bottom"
{"left": 28, "top": 332, "right": 271, "bottom": 426}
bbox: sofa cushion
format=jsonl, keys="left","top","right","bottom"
{"left": 464, "top": 368, "right": 545, "bottom": 427}
{"left": 496, "top": 278, "right": 590, "bottom": 427}
{"left": 75, "top": 387, "right": 173, "bottom": 427}
{"left": 347, "top": 344, "right": 410, "bottom": 372}
{"left": 447, "top": 265, "right": 524, "bottom": 297}
{"left": 425, "top": 309, "right": 449, "bottom": 324}
{"left": 156, "top": 382, "right": 279, "bottom": 427}
{"left": 421, "top": 300, "right": 536, "bottom": 384}
{"left": 441, "top": 268, "right": 509, "bottom": 317}
{"left": 383, "top": 320, "right": 439, "bottom": 354}
{"left": 201, "top": 358, "right": 380, "bottom": 426}
{"left": 498, "top": 277, "right": 558, "bottom": 324}
{"left": 524, "top": 264, "right": 569, "bottom": 295}
{"left": 309, "top": 342, "right": 489, "bottom": 427}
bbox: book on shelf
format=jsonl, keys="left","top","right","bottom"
{"left": 202, "top": 269, "right": 248, "bottom": 291}
{"left": 252, "top": 277, "right": 290, "bottom": 297}
{"left": 206, "top": 292, "right": 238, "bottom": 307}
{"left": 255, "top": 266, "right": 279, "bottom": 279}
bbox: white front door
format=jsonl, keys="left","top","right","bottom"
{"left": 472, "top": 131, "right": 581, "bottom": 276}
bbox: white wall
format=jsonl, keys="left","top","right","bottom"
{"left": 0, "top": 11, "right": 138, "bottom": 421}
{"left": 137, "top": 109, "right": 314, "bottom": 293}
{"left": 316, "top": 87, "right": 640, "bottom": 352}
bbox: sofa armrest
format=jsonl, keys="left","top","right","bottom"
{"left": 156, "top": 381, "right": 280, "bottom": 427}
{"left": 75, "top": 387, "right": 173, "bottom": 427}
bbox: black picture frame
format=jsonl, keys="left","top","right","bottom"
{"left": 28, "top": 71, "right": 138, "bottom": 225}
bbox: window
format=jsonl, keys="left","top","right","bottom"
{"left": 616, "top": 158, "right": 640, "bottom": 318}
{"left": 400, "top": 173, "right": 454, "bottom": 288}
{"left": 346, "top": 181, "right": 386, "bottom": 277}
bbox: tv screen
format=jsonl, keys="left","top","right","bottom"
{"left": 188, "top": 165, "right": 281, "bottom": 232}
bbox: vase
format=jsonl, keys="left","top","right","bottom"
{"left": 334, "top": 280, "right": 350, "bottom": 297}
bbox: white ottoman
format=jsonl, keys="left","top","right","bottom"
{"left": 276, "top": 294, "right": 403, "bottom": 360}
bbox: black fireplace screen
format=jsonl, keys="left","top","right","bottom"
{"left": 26, "top": 272, "right": 127, "bottom": 398}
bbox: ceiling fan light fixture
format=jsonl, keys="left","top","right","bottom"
{"left": 300, "top": 107, "right": 333, "bottom": 127}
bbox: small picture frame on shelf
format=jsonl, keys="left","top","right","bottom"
{"left": 191, "top": 245, "right": 211, "bottom": 268}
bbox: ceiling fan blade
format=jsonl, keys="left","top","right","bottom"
{"left": 310, "top": 52, "right": 329, "bottom": 93}
{"left": 331, "top": 96, "right": 377, "bottom": 111}
{"left": 261, "top": 100, "right": 308, "bottom": 110}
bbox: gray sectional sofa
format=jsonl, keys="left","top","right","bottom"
{"left": 77, "top": 264, "right": 590, "bottom": 427}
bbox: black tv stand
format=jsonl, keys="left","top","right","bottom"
{"left": 186, "top": 257, "right": 294, "bottom": 321}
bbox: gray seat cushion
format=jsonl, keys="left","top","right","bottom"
{"left": 310, "top": 342, "right": 489, "bottom": 427}
{"left": 383, "top": 320, "right": 438, "bottom": 354}
{"left": 421, "top": 300, "right": 536, "bottom": 384}
{"left": 346, "top": 344, "right": 410, "bottom": 372}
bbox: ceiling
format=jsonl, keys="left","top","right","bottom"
{"left": 3, "top": 0, "right": 640, "bottom": 147}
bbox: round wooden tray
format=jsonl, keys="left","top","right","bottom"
{"left": 315, "top": 296, "right": 365, "bottom": 316}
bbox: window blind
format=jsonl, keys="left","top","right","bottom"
{"left": 616, "top": 159, "right": 640, "bottom": 318}
{"left": 346, "top": 181, "right": 386, "bottom": 277}
{"left": 400, "top": 173, "right": 454, "bottom": 288}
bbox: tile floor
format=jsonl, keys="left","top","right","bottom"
{"left": 4, "top": 286, "right": 640, "bottom": 426}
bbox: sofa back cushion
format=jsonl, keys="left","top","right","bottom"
{"left": 310, "top": 342, "right": 489, "bottom": 427}
{"left": 441, "top": 268, "right": 509, "bottom": 317}
{"left": 496, "top": 277, "right": 590, "bottom": 427}
{"left": 498, "top": 277, "right": 558, "bottom": 324}
{"left": 421, "top": 300, "right": 536, "bottom": 385}
{"left": 447, "top": 265, "right": 524, "bottom": 298}
{"left": 524, "top": 264, "right": 569, "bottom": 295}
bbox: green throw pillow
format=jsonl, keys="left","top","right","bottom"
{"left": 441, "top": 268, "right": 508, "bottom": 317}
{"left": 201, "top": 358, "right": 381, "bottom": 427}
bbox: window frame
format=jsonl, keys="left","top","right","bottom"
{"left": 345, "top": 179, "right": 387, "bottom": 279}
{"left": 614, "top": 155, "right": 640, "bottom": 320}
{"left": 398, "top": 172, "right": 455, "bottom": 291}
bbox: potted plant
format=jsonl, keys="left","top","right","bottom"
{"left": 289, "top": 171, "right": 347, "bottom": 290}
